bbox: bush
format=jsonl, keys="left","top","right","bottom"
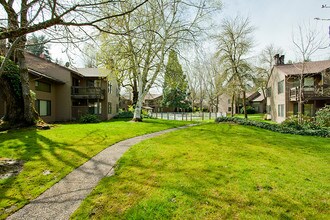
{"left": 114, "top": 111, "right": 134, "bottom": 119}
{"left": 79, "top": 114, "right": 100, "bottom": 123}
{"left": 315, "top": 105, "right": 330, "bottom": 127}
{"left": 215, "top": 116, "right": 330, "bottom": 138}
{"left": 281, "top": 114, "right": 320, "bottom": 130}
{"left": 240, "top": 106, "right": 256, "bottom": 114}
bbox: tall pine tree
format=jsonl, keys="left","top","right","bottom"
{"left": 162, "top": 50, "right": 189, "bottom": 111}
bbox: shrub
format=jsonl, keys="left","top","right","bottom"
{"left": 114, "top": 111, "right": 134, "bottom": 119}
{"left": 79, "top": 114, "right": 100, "bottom": 123}
{"left": 215, "top": 116, "right": 330, "bottom": 137}
{"left": 315, "top": 105, "right": 330, "bottom": 127}
{"left": 240, "top": 106, "right": 256, "bottom": 114}
{"left": 282, "top": 114, "right": 321, "bottom": 130}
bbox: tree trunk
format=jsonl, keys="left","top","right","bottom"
{"left": 132, "top": 75, "right": 144, "bottom": 122}
{"left": 231, "top": 93, "right": 235, "bottom": 117}
{"left": 0, "top": 77, "right": 25, "bottom": 126}
{"left": 243, "top": 90, "right": 247, "bottom": 119}
{"left": 16, "top": 48, "right": 37, "bottom": 125}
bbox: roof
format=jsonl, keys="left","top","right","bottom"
{"left": 25, "top": 52, "right": 82, "bottom": 76}
{"left": 29, "top": 69, "right": 65, "bottom": 84}
{"left": 76, "top": 68, "right": 109, "bottom": 77}
{"left": 252, "top": 92, "right": 265, "bottom": 102}
{"left": 144, "top": 93, "right": 162, "bottom": 100}
{"left": 275, "top": 60, "right": 330, "bottom": 75}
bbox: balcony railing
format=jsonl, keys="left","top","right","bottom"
{"left": 71, "top": 106, "right": 102, "bottom": 119}
{"left": 71, "top": 86, "right": 105, "bottom": 99}
{"left": 289, "top": 85, "right": 330, "bottom": 101}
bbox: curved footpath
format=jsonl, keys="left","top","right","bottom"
{"left": 7, "top": 124, "right": 196, "bottom": 220}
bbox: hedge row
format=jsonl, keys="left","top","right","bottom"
{"left": 215, "top": 117, "right": 330, "bottom": 138}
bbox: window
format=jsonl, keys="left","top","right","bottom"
{"left": 228, "top": 107, "right": 232, "bottom": 112}
{"left": 108, "top": 102, "right": 112, "bottom": 114}
{"left": 35, "top": 100, "right": 51, "bottom": 116}
{"left": 266, "top": 87, "right": 272, "bottom": 97}
{"left": 278, "top": 104, "right": 284, "bottom": 117}
{"left": 303, "top": 104, "right": 313, "bottom": 116}
{"left": 87, "top": 80, "right": 94, "bottom": 87}
{"left": 266, "top": 105, "right": 271, "bottom": 113}
{"left": 88, "top": 102, "right": 101, "bottom": 114}
{"left": 278, "top": 80, "right": 284, "bottom": 94}
{"left": 94, "top": 80, "right": 101, "bottom": 87}
{"left": 116, "top": 104, "right": 119, "bottom": 113}
{"left": 108, "top": 82, "right": 112, "bottom": 94}
{"left": 227, "top": 99, "right": 231, "bottom": 104}
{"left": 35, "top": 81, "right": 51, "bottom": 93}
{"left": 304, "top": 77, "right": 314, "bottom": 92}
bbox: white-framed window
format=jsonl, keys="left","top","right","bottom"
{"left": 278, "top": 104, "right": 284, "bottom": 117}
{"left": 278, "top": 80, "right": 284, "bottom": 94}
{"left": 35, "top": 100, "right": 51, "bottom": 116}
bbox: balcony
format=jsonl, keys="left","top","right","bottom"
{"left": 71, "top": 87, "right": 105, "bottom": 100}
{"left": 289, "top": 85, "right": 330, "bottom": 101}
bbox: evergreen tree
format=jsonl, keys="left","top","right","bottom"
{"left": 26, "top": 34, "right": 51, "bottom": 60}
{"left": 162, "top": 50, "right": 189, "bottom": 111}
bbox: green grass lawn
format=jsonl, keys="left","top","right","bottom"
{"left": 235, "top": 113, "right": 276, "bottom": 124}
{"left": 72, "top": 123, "right": 330, "bottom": 219}
{"left": 0, "top": 119, "right": 193, "bottom": 219}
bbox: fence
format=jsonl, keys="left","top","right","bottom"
{"left": 149, "top": 112, "right": 226, "bottom": 121}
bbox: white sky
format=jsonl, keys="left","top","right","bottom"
{"left": 220, "top": 0, "right": 330, "bottom": 62}
{"left": 50, "top": 0, "right": 330, "bottom": 67}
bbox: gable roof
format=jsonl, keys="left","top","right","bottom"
{"left": 144, "top": 93, "right": 162, "bottom": 100}
{"left": 25, "top": 52, "right": 82, "bottom": 76}
{"left": 77, "top": 68, "right": 108, "bottom": 77}
{"left": 275, "top": 60, "right": 330, "bottom": 76}
{"left": 29, "top": 69, "right": 65, "bottom": 84}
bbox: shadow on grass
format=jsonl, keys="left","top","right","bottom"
{"left": 0, "top": 127, "right": 102, "bottom": 218}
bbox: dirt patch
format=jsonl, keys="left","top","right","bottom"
{"left": 0, "top": 158, "right": 24, "bottom": 179}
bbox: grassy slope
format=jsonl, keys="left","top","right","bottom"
{"left": 0, "top": 119, "right": 192, "bottom": 219}
{"left": 72, "top": 123, "right": 330, "bottom": 219}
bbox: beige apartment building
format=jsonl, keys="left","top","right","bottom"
{"left": 0, "top": 52, "right": 119, "bottom": 123}
{"left": 266, "top": 54, "right": 330, "bottom": 123}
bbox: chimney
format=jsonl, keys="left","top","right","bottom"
{"left": 279, "top": 55, "right": 285, "bottom": 64}
{"left": 274, "top": 54, "right": 280, "bottom": 65}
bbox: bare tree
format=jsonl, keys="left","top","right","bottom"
{"left": 0, "top": 0, "right": 148, "bottom": 127}
{"left": 97, "top": 0, "right": 222, "bottom": 121}
{"left": 215, "top": 16, "right": 255, "bottom": 119}
{"left": 292, "top": 22, "right": 327, "bottom": 121}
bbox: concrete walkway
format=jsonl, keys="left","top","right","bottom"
{"left": 7, "top": 124, "right": 195, "bottom": 220}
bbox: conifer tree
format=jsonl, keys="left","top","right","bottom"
{"left": 162, "top": 50, "right": 189, "bottom": 111}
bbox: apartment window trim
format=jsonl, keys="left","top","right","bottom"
{"left": 278, "top": 80, "right": 284, "bottom": 94}
{"left": 278, "top": 104, "right": 284, "bottom": 117}
{"left": 108, "top": 102, "right": 112, "bottom": 114}
{"left": 108, "top": 82, "right": 112, "bottom": 94}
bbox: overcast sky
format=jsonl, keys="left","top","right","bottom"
{"left": 221, "top": 0, "right": 330, "bottom": 62}
{"left": 50, "top": 0, "right": 330, "bottom": 67}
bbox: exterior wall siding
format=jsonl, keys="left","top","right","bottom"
{"left": 267, "top": 67, "right": 286, "bottom": 123}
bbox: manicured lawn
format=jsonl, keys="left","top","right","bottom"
{"left": 72, "top": 123, "right": 330, "bottom": 219}
{"left": 0, "top": 119, "right": 193, "bottom": 219}
{"left": 235, "top": 113, "right": 276, "bottom": 123}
